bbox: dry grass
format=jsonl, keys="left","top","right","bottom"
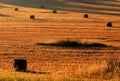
{"left": 0, "top": 60, "right": 120, "bottom": 81}
{"left": 0, "top": 0, "right": 120, "bottom": 81}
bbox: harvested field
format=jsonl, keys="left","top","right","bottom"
{"left": 0, "top": 0, "right": 120, "bottom": 80}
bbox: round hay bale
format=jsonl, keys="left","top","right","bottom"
{"left": 53, "top": 9, "right": 57, "bottom": 13}
{"left": 14, "top": 8, "right": 19, "bottom": 11}
{"left": 30, "top": 15, "right": 35, "bottom": 19}
{"left": 40, "top": 5, "right": 44, "bottom": 8}
{"left": 107, "top": 22, "right": 112, "bottom": 27}
{"left": 84, "top": 14, "right": 88, "bottom": 18}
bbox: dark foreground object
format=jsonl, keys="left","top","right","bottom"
{"left": 14, "top": 59, "right": 27, "bottom": 72}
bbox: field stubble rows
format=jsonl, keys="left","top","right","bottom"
{"left": 0, "top": 3, "right": 120, "bottom": 80}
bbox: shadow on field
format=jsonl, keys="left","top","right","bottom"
{"left": 36, "top": 40, "right": 119, "bottom": 50}
{"left": 0, "top": 13, "right": 11, "bottom": 17}
{"left": 65, "top": 0, "right": 120, "bottom": 7}
{"left": 19, "top": 10, "right": 28, "bottom": 12}
{"left": 26, "top": 70, "right": 50, "bottom": 74}
{"left": 0, "top": 5, "right": 9, "bottom": 8}
{"left": 0, "top": 0, "right": 120, "bottom": 16}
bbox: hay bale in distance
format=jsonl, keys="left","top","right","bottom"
{"left": 14, "top": 8, "right": 19, "bottom": 11}
{"left": 84, "top": 14, "right": 88, "bottom": 18}
{"left": 30, "top": 15, "right": 35, "bottom": 19}
{"left": 107, "top": 22, "right": 112, "bottom": 27}
{"left": 14, "top": 59, "right": 27, "bottom": 72}
{"left": 40, "top": 5, "right": 44, "bottom": 8}
{"left": 53, "top": 9, "right": 57, "bottom": 13}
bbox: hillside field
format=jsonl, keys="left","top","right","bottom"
{"left": 0, "top": 0, "right": 120, "bottom": 80}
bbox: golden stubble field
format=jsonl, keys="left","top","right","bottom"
{"left": 0, "top": 1, "right": 120, "bottom": 80}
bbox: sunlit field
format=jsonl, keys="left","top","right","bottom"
{"left": 0, "top": 0, "right": 120, "bottom": 80}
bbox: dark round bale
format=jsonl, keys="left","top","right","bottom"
{"left": 14, "top": 8, "right": 19, "bottom": 11}
{"left": 84, "top": 14, "right": 88, "bottom": 18}
{"left": 14, "top": 59, "right": 27, "bottom": 72}
{"left": 30, "top": 15, "right": 35, "bottom": 19}
{"left": 107, "top": 22, "right": 112, "bottom": 27}
{"left": 40, "top": 5, "right": 44, "bottom": 8}
{"left": 53, "top": 9, "right": 57, "bottom": 13}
